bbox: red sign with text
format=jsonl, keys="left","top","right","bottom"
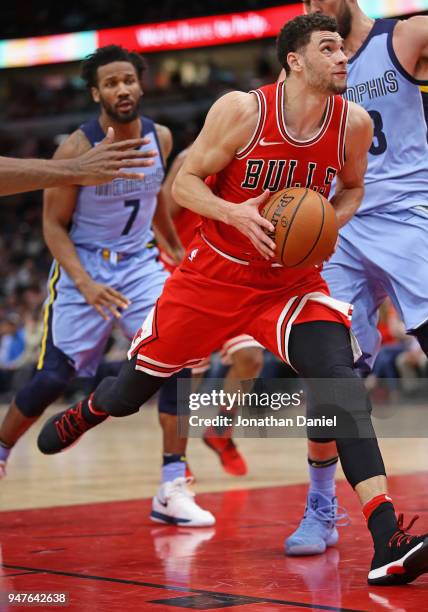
{"left": 98, "top": 5, "right": 303, "bottom": 52}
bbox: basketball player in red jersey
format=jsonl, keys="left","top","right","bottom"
{"left": 160, "top": 149, "right": 264, "bottom": 476}
{"left": 38, "top": 14, "right": 428, "bottom": 585}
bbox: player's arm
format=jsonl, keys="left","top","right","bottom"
{"left": 172, "top": 92, "right": 275, "bottom": 259}
{"left": 393, "top": 17, "right": 428, "bottom": 81}
{"left": 161, "top": 149, "right": 189, "bottom": 219}
{"left": 43, "top": 130, "right": 130, "bottom": 321}
{"left": 331, "top": 102, "right": 373, "bottom": 228}
{"left": 151, "top": 124, "right": 184, "bottom": 263}
{"left": 0, "top": 128, "right": 156, "bottom": 198}
{"left": 153, "top": 148, "right": 189, "bottom": 264}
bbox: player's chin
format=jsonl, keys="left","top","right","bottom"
{"left": 117, "top": 108, "right": 139, "bottom": 123}
{"left": 330, "top": 82, "right": 347, "bottom": 95}
{"left": 330, "top": 76, "right": 347, "bottom": 94}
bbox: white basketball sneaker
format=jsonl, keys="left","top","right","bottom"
{"left": 150, "top": 477, "right": 215, "bottom": 527}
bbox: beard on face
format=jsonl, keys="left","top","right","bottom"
{"left": 316, "top": 77, "right": 347, "bottom": 96}
{"left": 305, "top": 58, "right": 347, "bottom": 95}
{"left": 100, "top": 97, "right": 140, "bottom": 124}
{"left": 329, "top": 81, "right": 347, "bottom": 95}
{"left": 336, "top": 1, "right": 352, "bottom": 38}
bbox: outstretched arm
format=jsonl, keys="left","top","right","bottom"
{"left": 0, "top": 127, "right": 156, "bottom": 198}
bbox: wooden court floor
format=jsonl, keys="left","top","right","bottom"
{"left": 1, "top": 401, "right": 428, "bottom": 611}
{"left": 1, "top": 401, "right": 428, "bottom": 511}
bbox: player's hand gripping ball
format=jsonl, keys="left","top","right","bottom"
{"left": 260, "top": 187, "right": 338, "bottom": 267}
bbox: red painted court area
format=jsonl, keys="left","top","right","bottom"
{"left": 1, "top": 474, "right": 427, "bottom": 611}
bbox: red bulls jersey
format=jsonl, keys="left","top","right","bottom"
{"left": 202, "top": 80, "right": 349, "bottom": 259}
{"left": 174, "top": 207, "right": 201, "bottom": 250}
{"left": 158, "top": 206, "right": 201, "bottom": 271}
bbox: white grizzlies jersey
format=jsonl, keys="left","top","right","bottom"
{"left": 69, "top": 116, "right": 164, "bottom": 252}
{"left": 344, "top": 19, "right": 428, "bottom": 214}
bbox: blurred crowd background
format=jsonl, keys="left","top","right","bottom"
{"left": 0, "top": 0, "right": 427, "bottom": 401}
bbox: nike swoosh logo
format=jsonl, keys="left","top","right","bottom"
{"left": 156, "top": 497, "right": 168, "bottom": 508}
{"left": 259, "top": 137, "right": 285, "bottom": 146}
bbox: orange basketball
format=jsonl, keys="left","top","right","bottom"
{"left": 261, "top": 187, "right": 338, "bottom": 268}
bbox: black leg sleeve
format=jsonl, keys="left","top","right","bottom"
{"left": 93, "top": 355, "right": 165, "bottom": 417}
{"left": 289, "top": 321, "right": 386, "bottom": 488}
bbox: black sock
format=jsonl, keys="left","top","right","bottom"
{"left": 368, "top": 502, "right": 399, "bottom": 550}
{"left": 80, "top": 395, "right": 108, "bottom": 425}
{"left": 308, "top": 456, "right": 338, "bottom": 468}
{"left": 163, "top": 453, "right": 186, "bottom": 465}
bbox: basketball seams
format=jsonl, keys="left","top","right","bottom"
{"left": 280, "top": 188, "right": 309, "bottom": 265}
{"left": 260, "top": 191, "right": 285, "bottom": 254}
{"left": 292, "top": 192, "right": 325, "bottom": 266}
{"left": 261, "top": 187, "right": 337, "bottom": 267}
{"left": 260, "top": 192, "right": 281, "bottom": 231}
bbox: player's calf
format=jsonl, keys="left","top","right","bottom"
{"left": 0, "top": 362, "right": 74, "bottom": 474}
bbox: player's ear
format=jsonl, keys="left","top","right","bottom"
{"left": 91, "top": 86, "right": 100, "bottom": 103}
{"left": 287, "top": 52, "right": 303, "bottom": 73}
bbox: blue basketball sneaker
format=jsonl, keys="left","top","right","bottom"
{"left": 285, "top": 491, "right": 348, "bottom": 556}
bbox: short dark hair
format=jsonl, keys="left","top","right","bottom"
{"left": 81, "top": 45, "right": 147, "bottom": 88}
{"left": 277, "top": 14, "right": 338, "bottom": 75}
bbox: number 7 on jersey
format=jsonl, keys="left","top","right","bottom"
{"left": 122, "top": 199, "right": 140, "bottom": 235}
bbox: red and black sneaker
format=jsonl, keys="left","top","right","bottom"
{"left": 368, "top": 514, "right": 428, "bottom": 585}
{"left": 203, "top": 428, "right": 247, "bottom": 476}
{"left": 37, "top": 398, "right": 108, "bottom": 455}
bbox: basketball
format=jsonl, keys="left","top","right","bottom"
{"left": 261, "top": 187, "right": 338, "bottom": 267}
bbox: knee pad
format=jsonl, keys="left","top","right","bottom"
{"left": 93, "top": 357, "right": 166, "bottom": 417}
{"left": 93, "top": 376, "right": 135, "bottom": 417}
{"left": 16, "top": 353, "right": 75, "bottom": 417}
{"left": 158, "top": 369, "right": 191, "bottom": 416}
